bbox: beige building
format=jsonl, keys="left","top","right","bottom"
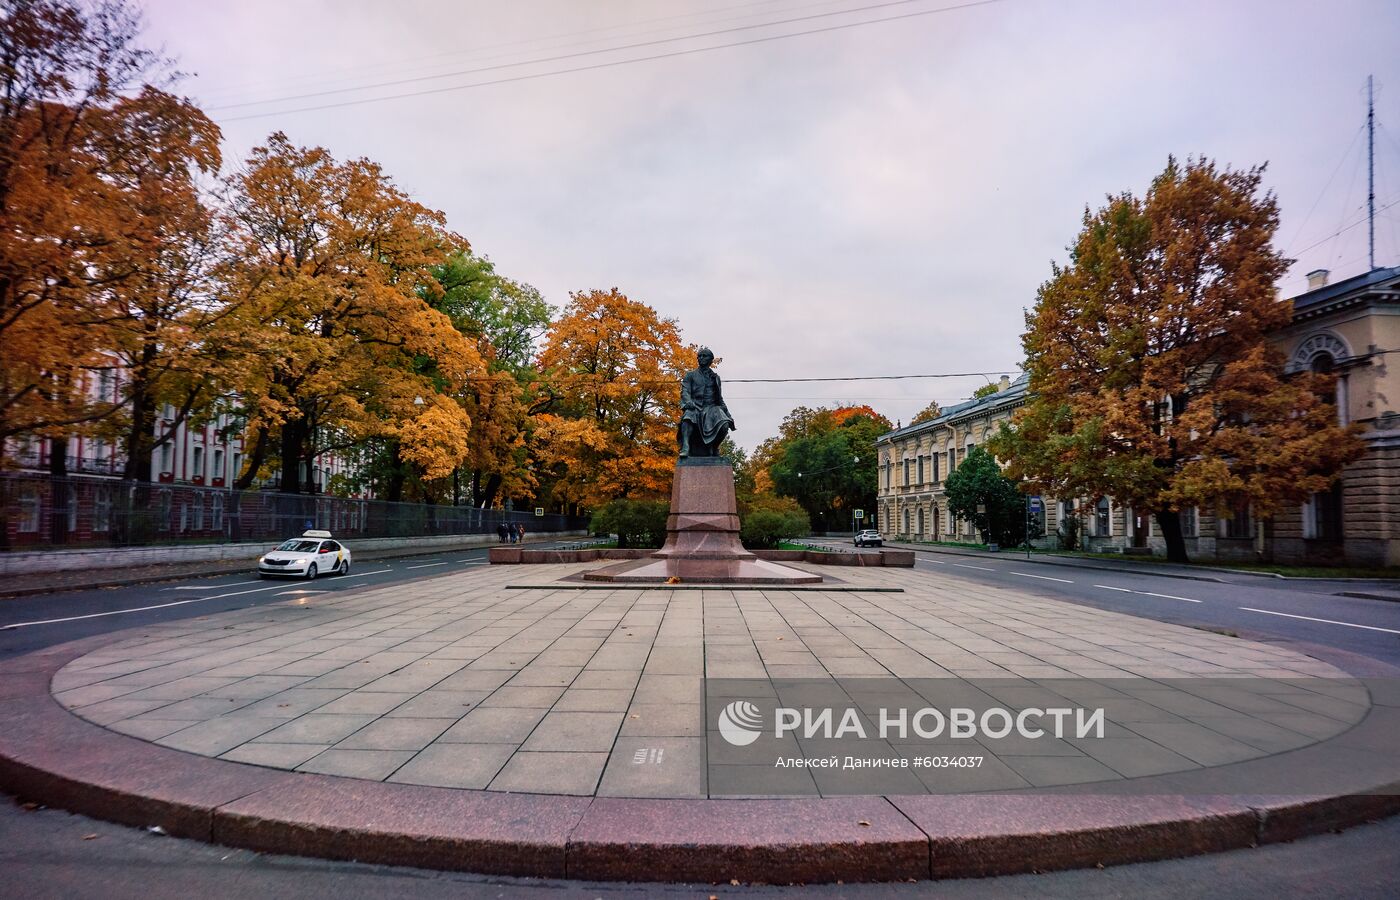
{"left": 876, "top": 265, "right": 1400, "bottom": 566}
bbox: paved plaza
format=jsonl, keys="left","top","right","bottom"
{"left": 50, "top": 564, "right": 1366, "bottom": 798}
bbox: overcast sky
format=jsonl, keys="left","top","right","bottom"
{"left": 141, "top": 0, "right": 1400, "bottom": 452}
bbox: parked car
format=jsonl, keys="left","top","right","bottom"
{"left": 854, "top": 529, "right": 883, "bottom": 547}
{"left": 258, "top": 530, "right": 351, "bottom": 579}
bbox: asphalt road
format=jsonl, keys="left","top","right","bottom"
{"left": 0, "top": 543, "right": 534, "bottom": 661}
{"left": 3, "top": 540, "right": 1399, "bottom": 898}
{"left": 808, "top": 540, "right": 1400, "bottom": 669}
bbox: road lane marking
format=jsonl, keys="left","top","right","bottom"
{"left": 1093, "top": 584, "right": 1200, "bottom": 603}
{"left": 277, "top": 590, "right": 329, "bottom": 596}
{"left": 1012, "top": 572, "right": 1073, "bottom": 583}
{"left": 951, "top": 563, "right": 995, "bottom": 571}
{"left": 0, "top": 583, "right": 291, "bottom": 629}
{"left": 1239, "top": 607, "right": 1400, "bottom": 635}
{"left": 1142, "top": 591, "right": 1201, "bottom": 603}
{"left": 406, "top": 562, "right": 448, "bottom": 569}
{"left": 167, "top": 580, "right": 262, "bottom": 591}
{"left": 338, "top": 568, "right": 393, "bottom": 579}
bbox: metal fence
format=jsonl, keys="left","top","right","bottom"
{"left": 0, "top": 473, "right": 588, "bottom": 551}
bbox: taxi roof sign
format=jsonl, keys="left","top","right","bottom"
{"left": 302, "top": 530, "right": 332, "bottom": 539}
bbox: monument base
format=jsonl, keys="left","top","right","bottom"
{"left": 585, "top": 459, "right": 822, "bottom": 585}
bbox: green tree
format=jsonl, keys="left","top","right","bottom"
{"left": 590, "top": 498, "right": 669, "bottom": 549}
{"left": 768, "top": 406, "right": 889, "bottom": 532}
{"left": 990, "top": 157, "right": 1364, "bottom": 562}
{"left": 971, "top": 383, "right": 1000, "bottom": 400}
{"left": 943, "top": 446, "right": 1027, "bottom": 545}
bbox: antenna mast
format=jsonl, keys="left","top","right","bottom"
{"left": 1368, "top": 74, "right": 1376, "bottom": 271}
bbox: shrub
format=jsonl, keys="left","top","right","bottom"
{"left": 589, "top": 499, "right": 669, "bottom": 549}
{"left": 741, "top": 504, "right": 811, "bottom": 549}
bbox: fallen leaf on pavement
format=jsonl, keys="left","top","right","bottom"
{"left": 82, "top": 834, "right": 99, "bottom": 841}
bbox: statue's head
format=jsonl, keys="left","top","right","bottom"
{"left": 697, "top": 347, "right": 714, "bottom": 368}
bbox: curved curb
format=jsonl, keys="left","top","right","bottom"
{"left": 2, "top": 638, "right": 1399, "bottom": 884}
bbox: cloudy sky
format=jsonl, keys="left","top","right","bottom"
{"left": 141, "top": 0, "right": 1400, "bottom": 452}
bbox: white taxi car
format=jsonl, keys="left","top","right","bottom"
{"left": 258, "top": 530, "right": 352, "bottom": 579}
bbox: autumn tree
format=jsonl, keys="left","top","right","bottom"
{"left": 532, "top": 288, "right": 691, "bottom": 511}
{"left": 0, "top": 0, "right": 220, "bottom": 465}
{"left": 909, "top": 400, "right": 942, "bottom": 425}
{"left": 216, "top": 133, "right": 482, "bottom": 496}
{"left": 990, "top": 157, "right": 1364, "bottom": 562}
{"left": 425, "top": 251, "right": 551, "bottom": 507}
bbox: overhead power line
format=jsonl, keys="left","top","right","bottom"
{"left": 219, "top": 0, "right": 1006, "bottom": 122}
{"left": 477, "top": 369, "right": 1019, "bottom": 387}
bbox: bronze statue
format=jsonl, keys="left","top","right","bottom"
{"left": 678, "top": 347, "right": 735, "bottom": 458}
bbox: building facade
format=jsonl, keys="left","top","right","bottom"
{"left": 876, "top": 265, "right": 1400, "bottom": 566}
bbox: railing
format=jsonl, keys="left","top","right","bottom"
{"left": 0, "top": 473, "right": 589, "bottom": 551}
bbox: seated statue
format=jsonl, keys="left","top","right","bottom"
{"left": 678, "top": 347, "right": 736, "bottom": 458}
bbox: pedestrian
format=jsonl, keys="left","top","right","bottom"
{"left": 497, "top": 522, "right": 507, "bottom": 543}
{"left": 516, "top": 522, "right": 526, "bottom": 544}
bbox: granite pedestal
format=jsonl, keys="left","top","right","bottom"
{"left": 584, "top": 459, "right": 821, "bottom": 584}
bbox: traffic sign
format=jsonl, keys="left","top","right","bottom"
{"left": 854, "top": 509, "right": 865, "bottom": 520}
{"left": 534, "top": 507, "right": 544, "bottom": 517}
{"left": 1028, "top": 497, "right": 1043, "bottom": 513}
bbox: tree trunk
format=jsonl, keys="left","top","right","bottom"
{"left": 49, "top": 437, "right": 69, "bottom": 545}
{"left": 478, "top": 472, "right": 502, "bottom": 510}
{"left": 1155, "top": 509, "right": 1189, "bottom": 563}
{"left": 123, "top": 385, "right": 155, "bottom": 482}
{"left": 279, "top": 418, "right": 307, "bottom": 494}
{"left": 384, "top": 442, "right": 405, "bottom": 503}
{"left": 234, "top": 426, "right": 268, "bottom": 490}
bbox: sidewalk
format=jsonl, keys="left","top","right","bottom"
{"left": 6, "top": 562, "right": 1398, "bottom": 884}
{"left": 0, "top": 536, "right": 568, "bottom": 600}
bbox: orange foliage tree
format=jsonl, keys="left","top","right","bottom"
{"left": 0, "top": 0, "right": 220, "bottom": 466}
{"left": 990, "top": 157, "right": 1365, "bottom": 562}
{"left": 215, "top": 134, "right": 482, "bottom": 496}
{"left": 533, "top": 288, "right": 691, "bottom": 510}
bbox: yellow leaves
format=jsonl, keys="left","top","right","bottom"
{"left": 533, "top": 288, "right": 691, "bottom": 508}
{"left": 393, "top": 397, "right": 473, "bottom": 481}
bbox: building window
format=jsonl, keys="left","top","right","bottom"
{"left": 212, "top": 492, "right": 224, "bottom": 531}
{"left": 18, "top": 488, "right": 40, "bottom": 533}
{"left": 916, "top": 456, "right": 924, "bottom": 485}
{"left": 947, "top": 447, "right": 956, "bottom": 474}
{"left": 903, "top": 507, "right": 911, "bottom": 534}
{"left": 1308, "top": 484, "right": 1343, "bottom": 541}
{"left": 931, "top": 454, "right": 940, "bottom": 483}
{"left": 159, "top": 442, "right": 172, "bottom": 476}
{"left": 903, "top": 458, "right": 911, "bottom": 487}
{"left": 1094, "top": 497, "right": 1111, "bottom": 537}
{"left": 193, "top": 446, "right": 204, "bottom": 479}
{"left": 1180, "top": 507, "right": 1197, "bottom": 538}
{"left": 159, "top": 490, "right": 172, "bottom": 531}
{"left": 213, "top": 448, "right": 224, "bottom": 481}
{"left": 917, "top": 507, "right": 924, "bottom": 537}
{"left": 233, "top": 452, "right": 242, "bottom": 484}
{"left": 193, "top": 491, "right": 205, "bottom": 530}
{"left": 1222, "top": 502, "right": 1252, "bottom": 539}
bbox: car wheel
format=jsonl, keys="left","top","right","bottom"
{"left": 306, "top": 563, "right": 318, "bottom": 580}
{"left": 339, "top": 559, "right": 350, "bottom": 576}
